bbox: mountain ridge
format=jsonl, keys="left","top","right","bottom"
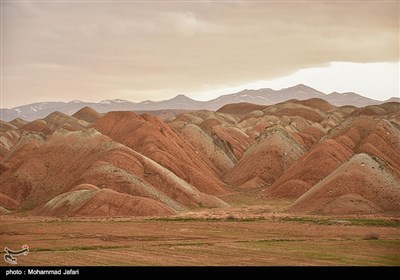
{"left": 1, "top": 84, "right": 398, "bottom": 121}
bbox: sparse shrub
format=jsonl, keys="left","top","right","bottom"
{"left": 363, "top": 232, "right": 380, "bottom": 240}
{"left": 226, "top": 214, "right": 236, "bottom": 220}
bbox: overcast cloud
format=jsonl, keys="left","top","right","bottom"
{"left": 1, "top": 0, "right": 399, "bottom": 108}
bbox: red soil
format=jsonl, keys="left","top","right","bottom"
{"left": 1, "top": 99, "right": 399, "bottom": 218}
{"left": 9, "top": 118, "right": 29, "bottom": 128}
{"left": 227, "top": 126, "right": 306, "bottom": 188}
{"left": 272, "top": 107, "right": 324, "bottom": 123}
{"left": 290, "top": 154, "right": 400, "bottom": 214}
{"left": 263, "top": 139, "right": 353, "bottom": 199}
{"left": 199, "top": 118, "right": 223, "bottom": 135}
{"left": 0, "top": 128, "right": 227, "bottom": 216}
{"left": 349, "top": 106, "right": 387, "bottom": 117}
{"left": 0, "top": 121, "right": 17, "bottom": 133}
{"left": 19, "top": 120, "right": 52, "bottom": 135}
{"left": 70, "top": 183, "right": 100, "bottom": 192}
{"left": 289, "top": 98, "right": 335, "bottom": 112}
{"left": 0, "top": 130, "right": 21, "bottom": 161}
{"left": 212, "top": 125, "right": 252, "bottom": 161}
{"left": 72, "top": 107, "right": 102, "bottom": 123}
{"left": 0, "top": 193, "right": 20, "bottom": 209}
{"left": 217, "top": 102, "right": 268, "bottom": 114}
{"left": 35, "top": 188, "right": 175, "bottom": 217}
{"left": 94, "top": 111, "right": 227, "bottom": 195}
{"left": 331, "top": 117, "right": 400, "bottom": 171}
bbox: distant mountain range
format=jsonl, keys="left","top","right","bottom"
{"left": 1, "top": 84, "right": 398, "bottom": 121}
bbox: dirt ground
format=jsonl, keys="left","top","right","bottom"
{"left": 1, "top": 203, "right": 399, "bottom": 266}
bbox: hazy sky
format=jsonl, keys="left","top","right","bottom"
{"left": 1, "top": 0, "right": 399, "bottom": 108}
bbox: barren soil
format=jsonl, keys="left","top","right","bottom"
{"left": 1, "top": 197, "right": 399, "bottom": 266}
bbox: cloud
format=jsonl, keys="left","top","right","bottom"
{"left": 1, "top": 1, "right": 399, "bottom": 108}
{"left": 162, "top": 11, "right": 227, "bottom": 36}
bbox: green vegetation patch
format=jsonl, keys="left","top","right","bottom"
{"left": 277, "top": 216, "right": 400, "bottom": 228}
{"left": 346, "top": 218, "right": 400, "bottom": 228}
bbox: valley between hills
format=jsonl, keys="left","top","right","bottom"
{"left": 1, "top": 97, "right": 399, "bottom": 266}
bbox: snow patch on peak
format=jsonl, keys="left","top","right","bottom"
{"left": 257, "top": 96, "right": 272, "bottom": 101}
{"left": 114, "top": 99, "right": 127, "bottom": 103}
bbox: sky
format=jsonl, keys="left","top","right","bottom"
{"left": 1, "top": 0, "right": 399, "bottom": 108}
